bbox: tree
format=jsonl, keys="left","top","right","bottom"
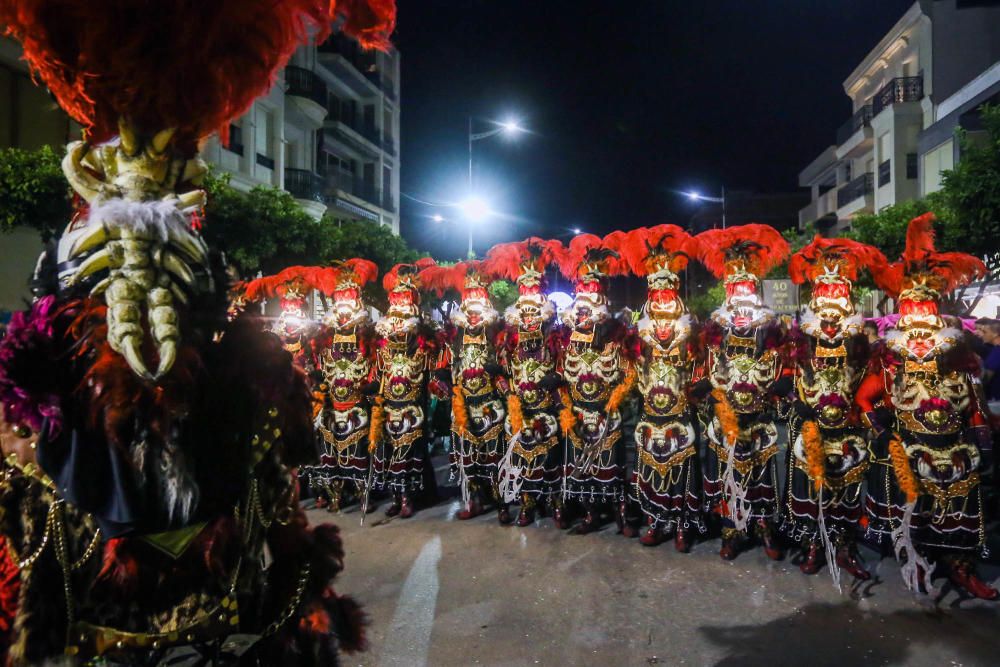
{"left": 844, "top": 196, "right": 946, "bottom": 263}
{"left": 687, "top": 282, "right": 724, "bottom": 320}
{"left": 0, "top": 145, "right": 72, "bottom": 240}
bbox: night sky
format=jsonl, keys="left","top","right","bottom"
{"left": 394, "top": 0, "right": 914, "bottom": 260}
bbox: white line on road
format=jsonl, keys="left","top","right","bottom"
{"left": 379, "top": 535, "right": 442, "bottom": 667}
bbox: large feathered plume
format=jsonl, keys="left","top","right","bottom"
{"left": 872, "top": 213, "right": 987, "bottom": 298}
{"left": 695, "top": 224, "right": 790, "bottom": 279}
{"left": 483, "top": 237, "right": 563, "bottom": 281}
{"left": 556, "top": 233, "right": 628, "bottom": 280}
{"left": 383, "top": 257, "right": 436, "bottom": 292}
{"left": 0, "top": 0, "right": 396, "bottom": 150}
{"left": 241, "top": 265, "right": 340, "bottom": 303}
{"left": 788, "top": 235, "right": 887, "bottom": 285}
{"left": 334, "top": 258, "right": 379, "bottom": 288}
{"left": 620, "top": 224, "right": 697, "bottom": 277}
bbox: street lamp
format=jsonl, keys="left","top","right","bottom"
{"left": 572, "top": 227, "right": 582, "bottom": 235}
{"left": 457, "top": 196, "right": 492, "bottom": 257}
{"left": 432, "top": 214, "right": 444, "bottom": 223}
{"left": 685, "top": 186, "right": 727, "bottom": 228}
{"left": 468, "top": 115, "right": 524, "bottom": 193}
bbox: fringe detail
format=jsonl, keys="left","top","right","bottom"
{"left": 889, "top": 438, "right": 920, "bottom": 503}
{"left": 606, "top": 365, "right": 637, "bottom": 414}
{"left": 497, "top": 435, "right": 524, "bottom": 504}
{"left": 711, "top": 389, "right": 739, "bottom": 446}
{"left": 367, "top": 397, "right": 385, "bottom": 454}
{"left": 893, "top": 500, "right": 936, "bottom": 594}
{"left": 801, "top": 420, "right": 825, "bottom": 492}
{"left": 507, "top": 395, "right": 524, "bottom": 434}
{"left": 558, "top": 388, "right": 576, "bottom": 434}
{"left": 712, "top": 389, "right": 749, "bottom": 531}
{"left": 452, "top": 385, "right": 470, "bottom": 439}
{"left": 815, "top": 489, "right": 842, "bottom": 593}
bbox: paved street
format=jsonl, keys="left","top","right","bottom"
{"left": 310, "top": 463, "right": 1000, "bottom": 667}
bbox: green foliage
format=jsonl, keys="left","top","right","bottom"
{"left": 0, "top": 145, "right": 72, "bottom": 240}
{"left": 489, "top": 279, "right": 517, "bottom": 313}
{"left": 844, "top": 196, "right": 947, "bottom": 262}
{"left": 687, "top": 281, "right": 724, "bottom": 319}
{"left": 766, "top": 228, "right": 812, "bottom": 279}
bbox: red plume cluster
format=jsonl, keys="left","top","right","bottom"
{"left": 242, "top": 266, "right": 340, "bottom": 302}
{"left": 872, "top": 213, "right": 987, "bottom": 298}
{"left": 0, "top": 0, "right": 396, "bottom": 151}
{"left": 337, "top": 258, "right": 379, "bottom": 288}
{"left": 417, "top": 260, "right": 491, "bottom": 297}
{"left": 695, "top": 224, "right": 790, "bottom": 279}
{"left": 788, "top": 236, "right": 887, "bottom": 285}
{"left": 483, "top": 238, "right": 564, "bottom": 281}
{"left": 383, "top": 257, "right": 436, "bottom": 292}
{"left": 556, "top": 233, "right": 628, "bottom": 280}
{"left": 620, "top": 224, "right": 698, "bottom": 277}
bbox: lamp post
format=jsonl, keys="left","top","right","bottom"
{"left": 463, "top": 115, "right": 523, "bottom": 257}
{"left": 686, "top": 186, "right": 727, "bottom": 229}
{"left": 468, "top": 116, "right": 523, "bottom": 192}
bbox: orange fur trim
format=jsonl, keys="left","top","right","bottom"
{"left": 558, "top": 388, "right": 577, "bottom": 433}
{"left": 507, "top": 394, "right": 524, "bottom": 434}
{"left": 367, "top": 397, "right": 385, "bottom": 454}
{"left": 452, "top": 385, "right": 470, "bottom": 439}
{"left": 889, "top": 437, "right": 920, "bottom": 503}
{"left": 606, "top": 365, "right": 637, "bottom": 414}
{"left": 711, "top": 388, "right": 739, "bottom": 446}
{"left": 801, "top": 420, "right": 825, "bottom": 492}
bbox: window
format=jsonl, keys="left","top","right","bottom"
{"left": 227, "top": 124, "right": 244, "bottom": 156}
{"left": 906, "top": 153, "right": 918, "bottom": 180}
{"left": 878, "top": 132, "right": 891, "bottom": 164}
{"left": 255, "top": 107, "right": 275, "bottom": 170}
{"left": 922, "top": 140, "right": 954, "bottom": 194}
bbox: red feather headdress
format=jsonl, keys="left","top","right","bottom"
{"left": 320, "top": 258, "right": 379, "bottom": 293}
{"left": 620, "top": 225, "right": 697, "bottom": 277}
{"left": 242, "top": 265, "right": 339, "bottom": 306}
{"left": 872, "top": 213, "right": 986, "bottom": 299}
{"left": 788, "top": 236, "right": 887, "bottom": 285}
{"left": 556, "top": 233, "right": 629, "bottom": 282}
{"left": 694, "top": 224, "right": 790, "bottom": 280}
{"left": 483, "top": 238, "right": 563, "bottom": 283}
{"left": 383, "top": 257, "right": 436, "bottom": 293}
{"left": 0, "top": 0, "right": 396, "bottom": 151}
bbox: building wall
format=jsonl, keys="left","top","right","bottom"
{"left": 923, "top": 0, "right": 1000, "bottom": 104}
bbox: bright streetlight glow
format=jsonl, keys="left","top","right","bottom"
{"left": 459, "top": 196, "right": 491, "bottom": 223}
{"left": 687, "top": 191, "right": 702, "bottom": 201}
{"left": 432, "top": 214, "right": 444, "bottom": 223}
{"left": 500, "top": 119, "right": 523, "bottom": 134}
{"left": 572, "top": 227, "right": 582, "bottom": 234}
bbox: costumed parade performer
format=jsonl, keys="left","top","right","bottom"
{"left": 696, "top": 224, "right": 790, "bottom": 561}
{"left": 370, "top": 259, "right": 445, "bottom": 519}
{"left": 0, "top": 0, "right": 394, "bottom": 662}
{"left": 555, "top": 234, "right": 639, "bottom": 535}
{"left": 856, "top": 214, "right": 995, "bottom": 598}
{"left": 620, "top": 225, "right": 705, "bottom": 550}
{"left": 422, "top": 262, "right": 510, "bottom": 523}
{"left": 306, "top": 259, "right": 380, "bottom": 513}
{"left": 486, "top": 239, "right": 566, "bottom": 527}
{"left": 784, "top": 237, "right": 886, "bottom": 583}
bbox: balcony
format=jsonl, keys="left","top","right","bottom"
{"left": 284, "top": 66, "right": 328, "bottom": 128}
{"left": 836, "top": 105, "right": 873, "bottom": 145}
{"left": 323, "top": 120, "right": 381, "bottom": 155}
{"left": 878, "top": 159, "right": 891, "bottom": 187}
{"left": 382, "top": 136, "right": 397, "bottom": 157}
{"left": 318, "top": 33, "right": 381, "bottom": 97}
{"left": 382, "top": 192, "right": 396, "bottom": 213}
{"left": 837, "top": 173, "right": 874, "bottom": 211}
{"left": 872, "top": 76, "right": 923, "bottom": 116}
{"left": 798, "top": 188, "right": 839, "bottom": 230}
{"left": 285, "top": 168, "right": 325, "bottom": 203}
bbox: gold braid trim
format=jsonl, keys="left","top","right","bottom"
{"left": 606, "top": 364, "right": 637, "bottom": 414}
{"left": 889, "top": 437, "right": 920, "bottom": 504}
{"left": 801, "top": 420, "right": 825, "bottom": 492}
{"left": 711, "top": 388, "right": 739, "bottom": 447}
{"left": 452, "top": 384, "right": 470, "bottom": 439}
{"left": 507, "top": 394, "right": 525, "bottom": 434}
{"left": 368, "top": 396, "right": 385, "bottom": 454}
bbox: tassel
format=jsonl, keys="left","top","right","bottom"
{"left": 497, "top": 435, "right": 524, "bottom": 503}
{"left": 801, "top": 420, "right": 825, "bottom": 492}
{"left": 893, "top": 500, "right": 936, "bottom": 594}
{"left": 710, "top": 389, "right": 739, "bottom": 447}
{"left": 711, "top": 388, "right": 749, "bottom": 531}
{"left": 367, "top": 397, "right": 385, "bottom": 454}
{"left": 889, "top": 438, "right": 920, "bottom": 503}
{"left": 507, "top": 395, "right": 524, "bottom": 435}
{"left": 606, "top": 365, "right": 637, "bottom": 414}
{"left": 558, "top": 387, "right": 576, "bottom": 434}
{"left": 452, "top": 385, "right": 470, "bottom": 439}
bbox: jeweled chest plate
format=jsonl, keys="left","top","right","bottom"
{"left": 321, "top": 347, "right": 370, "bottom": 403}
{"left": 564, "top": 342, "right": 622, "bottom": 403}
{"left": 893, "top": 365, "right": 970, "bottom": 434}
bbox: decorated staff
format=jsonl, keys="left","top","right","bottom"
{"left": 0, "top": 0, "right": 393, "bottom": 662}
{"left": 306, "top": 259, "right": 380, "bottom": 513}
{"left": 785, "top": 237, "right": 886, "bottom": 584}
{"left": 620, "top": 225, "right": 704, "bottom": 550}
{"left": 696, "top": 224, "right": 790, "bottom": 561}
{"left": 423, "top": 261, "right": 510, "bottom": 523}
{"left": 856, "top": 214, "right": 995, "bottom": 598}
{"left": 555, "top": 233, "right": 639, "bottom": 535}
{"left": 371, "top": 259, "right": 444, "bottom": 519}
{"left": 486, "top": 239, "right": 566, "bottom": 527}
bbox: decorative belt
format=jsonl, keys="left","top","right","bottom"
{"left": 792, "top": 457, "right": 868, "bottom": 490}
{"left": 513, "top": 436, "right": 558, "bottom": 463}
{"left": 920, "top": 472, "right": 980, "bottom": 503}
{"left": 708, "top": 440, "right": 779, "bottom": 476}
{"left": 637, "top": 446, "right": 695, "bottom": 477}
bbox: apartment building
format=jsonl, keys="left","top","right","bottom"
{"left": 798, "top": 0, "right": 1000, "bottom": 233}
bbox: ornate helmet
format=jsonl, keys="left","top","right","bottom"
{"left": 483, "top": 238, "right": 562, "bottom": 332}
{"left": 621, "top": 224, "right": 697, "bottom": 318}
{"left": 789, "top": 236, "right": 886, "bottom": 328}
{"left": 241, "top": 265, "right": 337, "bottom": 341}
{"left": 556, "top": 233, "right": 627, "bottom": 330}
{"left": 695, "top": 224, "right": 789, "bottom": 327}
{"left": 420, "top": 260, "right": 498, "bottom": 329}
{"left": 383, "top": 257, "right": 436, "bottom": 319}
{"left": 873, "top": 213, "right": 986, "bottom": 335}
{"left": 322, "top": 258, "right": 378, "bottom": 330}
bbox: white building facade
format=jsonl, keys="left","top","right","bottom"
{"left": 798, "top": 0, "right": 1000, "bottom": 233}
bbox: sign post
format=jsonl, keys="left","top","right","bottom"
{"left": 763, "top": 279, "right": 798, "bottom": 316}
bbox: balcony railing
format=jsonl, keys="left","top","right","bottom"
{"left": 837, "top": 173, "right": 873, "bottom": 208}
{"left": 256, "top": 153, "right": 275, "bottom": 170}
{"left": 382, "top": 193, "right": 396, "bottom": 212}
{"left": 878, "top": 159, "right": 891, "bottom": 187}
{"left": 285, "top": 168, "right": 325, "bottom": 203}
{"left": 285, "top": 66, "right": 327, "bottom": 107}
{"left": 382, "top": 136, "right": 397, "bottom": 156}
{"left": 318, "top": 33, "right": 377, "bottom": 77}
{"left": 872, "top": 76, "right": 923, "bottom": 115}
{"left": 836, "top": 105, "right": 872, "bottom": 145}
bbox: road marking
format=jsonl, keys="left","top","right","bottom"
{"left": 380, "top": 535, "right": 442, "bottom": 667}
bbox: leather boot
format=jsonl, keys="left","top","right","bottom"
{"left": 497, "top": 503, "right": 512, "bottom": 525}
{"left": 948, "top": 559, "right": 999, "bottom": 600}
{"left": 385, "top": 493, "right": 401, "bottom": 517}
{"left": 399, "top": 493, "right": 415, "bottom": 519}
{"left": 576, "top": 503, "right": 598, "bottom": 535}
{"left": 617, "top": 500, "right": 637, "bottom": 538}
{"left": 757, "top": 519, "right": 784, "bottom": 561}
{"left": 835, "top": 544, "right": 871, "bottom": 581}
{"left": 516, "top": 495, "right": 536, "bottom": 527}
{"left": 457, "top": 494, "right": 483, "bottom": 520}
{"left": 553, "top": 505, "right": 570, "bottom": 530}
{"left": 674, "top": 528, "right": 691, "bottom": 553}
{"left": 720, "top": 528, "right": 741, "bottom": 560}
{"left": 799, "top": 542, "right": 823, "bottom": 575}
{"left": 639, "top": 525, "right": 664, "bottom": 547}
{"left": 329, "top": 481, "right": 343, "bottom": 513}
